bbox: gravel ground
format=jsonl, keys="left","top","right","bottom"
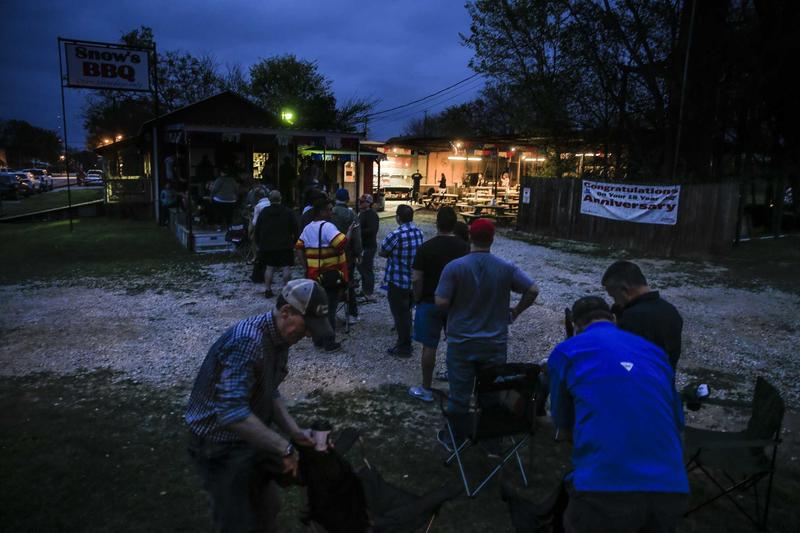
{"left": 1, "top": 210, "right": 799, "bottom": 410}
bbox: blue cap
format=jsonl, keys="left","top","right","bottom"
{"left": 335, "top": 188, "right": 350, "bottom": 201}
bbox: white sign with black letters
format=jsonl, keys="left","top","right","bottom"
{"left": 65, "top": 42, "right": 151, "bottom": 91}
{"left": 580, "top": 180, "right": 680, "bottom": 225}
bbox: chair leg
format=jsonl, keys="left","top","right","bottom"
{"left": 445, "top": 439, "right": 471, "bottom": 465}
{"left": 470, "top": 436, "right": 529, "bottom": 497}
{"left": 687, "top": 464, "right": 764, "bottom": 530}
{"left": 514, "top": 440, "right": 529, "bottom": 488}
{"left": 447, "top": 423, "right": 473, "bottom": 497}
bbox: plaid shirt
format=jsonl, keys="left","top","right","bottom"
{"left": 381, "top": 222, "right": 424, "bottom": 290}
{"left": 185, "top": 312, "right": 288, "bottom": 442}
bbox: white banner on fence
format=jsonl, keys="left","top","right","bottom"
{"left": 65, "top": 42, "right": 151, "bottom": 91}
{"left": 580, "top": 180, "right": 680, "bottom": 225}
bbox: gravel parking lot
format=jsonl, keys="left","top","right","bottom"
{"left": 2, "top": 210, "right": 799, "bottom": 409}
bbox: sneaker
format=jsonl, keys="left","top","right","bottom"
{"left": 408, "top": 386, "right": 433, "bottom": 403}
{"left": 264, "top": 289, "right": 275, "bottom": 298}
{"left": 436, "top": 429, "right": 455, "bottom": 453}
{"left": 347, "top": 315, "right": 360, "bottom": 325}
{"left": 324, "top": 341, "right": 342, "bottom": 353}
{"left": 387, "top": 346, "right": 412, "bottom": 358}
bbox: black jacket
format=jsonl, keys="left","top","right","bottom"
{"left": 358, "top": 208, "right": 379, "bottom": 249}
{"left": 254, "top": 204, "right": 299, "bottom": 251}
{"left": 617, "top": 291, "right": 683, "bottom": 369}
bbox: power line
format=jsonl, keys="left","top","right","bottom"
{"left": 368, "top": 78, "right": 484, "bottom": 123}
{"left": 366, "top": 73, "right": 481, "bottom": 117}
{"left": 369, "top": 80, "right": 485, "bottom": 125}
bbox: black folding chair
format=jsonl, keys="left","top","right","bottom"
{"left": 432, "top": 363, "right": 541, "bottom": 498}
{"left": 684, "top": 377, "right": 784, "bottom": 531}
{"left": 302, "top": 428, "right": 460, "bottom": 533}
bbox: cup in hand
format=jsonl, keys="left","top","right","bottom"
{"left": 312, "top": 429, "right": 331, "bottom": 452}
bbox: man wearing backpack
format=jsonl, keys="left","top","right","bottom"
{"left": 296, "top": 199, "right": 348, "bottom": 352}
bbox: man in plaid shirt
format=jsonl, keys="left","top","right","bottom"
{"left": 380, "top": 204, "right": 424, "bottom": 357}
{"left": 185, "top": 279, "right": 334, "bottom": 531}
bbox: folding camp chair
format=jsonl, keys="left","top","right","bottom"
{"left": 302, "top": 428, "right": 460, "bottom": 533}
{"left": 432, "top": 363, "right": 541, "bottom": 498}
{"left": 684, "top": 377, "right": 784, "bottom": 531}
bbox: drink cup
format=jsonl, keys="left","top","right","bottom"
{"left": 312, "top": 429, "right": 331, "bottom": 451}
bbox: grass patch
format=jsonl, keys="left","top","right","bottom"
{"left": 0, "top": 189, "right": 104, "bottom": 218}
{"left": 1, "top": 371, "right": 798, "bottom": 532}
{"left": 0, "top": 217, "right": 230, "bottom": 285}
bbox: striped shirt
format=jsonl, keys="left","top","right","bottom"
{"left": 185, "top": 312, "right": 288, "bottom": 442}
{"left": 296, "top": 220, "right": 349, "bottom": 281}
{"left": 381, "top": 222, "right": 424, "bottom": 290}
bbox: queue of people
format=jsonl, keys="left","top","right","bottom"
{"left": 185, "top": 194, "right": 690, "bottom": 532}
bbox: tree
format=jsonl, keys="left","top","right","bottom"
{"left": 0, "top": 119, "right": 62, "bottom": 168}
{"left": 248, "top": 54, "right": 374, "bottom": 132}
{"left": 248, "top": 55, "right": 337, "bottom": 130}
{"left": 83, "top": 26, "right": 225, "bottom": 147}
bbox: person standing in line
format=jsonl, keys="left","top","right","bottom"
{"left": 379, "top": 204, "right": 424, "bottom": 357}
{"left": 357, "top": 194, "right": 380, "bottom": 299}
{"left": 255, "top": 190, "right": 299, "bottom": 298}
{"left": 439, "top": 172, "right": 447, "bottom": 190}
{"left": 547, "top": 296, "right": 688, "bottom": 533}
{"left": 210, "top": 171, "right": 239, "bottom": 229}
{"left": 185, "top": 279, "right": 334, "bottom": 532}
{"left": 411, "top": 169, "right": 423, "bottom": 204}
{"left": 408, "top": 207, "right": 469, "bottom": 402}
{"left": 331, "top": 188, "right": 362, "bottom": 325}
{"left": 601, "top": 260, "right": 683, "bottom": 369}
{"left": 434, "top": 219, "right": 539, "bottom": 422}
{"left": 296, "top": 199, "right": 348, "bottom": 352}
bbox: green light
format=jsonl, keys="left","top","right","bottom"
{"left": 281, "top": 110, "right": 295, "bottom": 124}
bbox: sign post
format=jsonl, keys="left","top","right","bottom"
{"left": 57, "top": 37, "right": 157, "bottom": 231}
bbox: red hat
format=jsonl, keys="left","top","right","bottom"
{"left": 469, "top": 218, "right": 495, "bottom": 244}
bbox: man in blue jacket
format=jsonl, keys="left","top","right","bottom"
{"left": 547, "top": 296, "right": 688, "bottom": 533}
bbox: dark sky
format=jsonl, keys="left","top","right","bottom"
{"left": 0, "top": 0, "right": 483, "bottom": 148}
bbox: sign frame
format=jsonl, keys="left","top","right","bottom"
{"left": 62, "top": 38, "right": 155, "bottom": 92}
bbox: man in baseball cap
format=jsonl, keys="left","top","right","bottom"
{"left": 435, "top": 218, "right": 540, "bottom": 428}
{"left": 185, "top": 278, "right": 332, "bottom": 531}
{"left": 547, "top": 294, "right": 688, "bottom": 531}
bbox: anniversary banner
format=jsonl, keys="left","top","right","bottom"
{"left": 580, "top": 180, "right": 681, "bottom": 225}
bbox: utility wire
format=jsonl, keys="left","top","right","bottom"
{"left": 368, "top": 80, "right": 485, "bottom": 125}
{"left": 366, "top": 73, "right": 481, "bottom": 117}
{"left": 368, "top": 79, "right": 484, "bottom": 123}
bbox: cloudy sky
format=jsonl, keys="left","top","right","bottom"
{"left": 0, "top": 0, "right": 484, "bottom": 148}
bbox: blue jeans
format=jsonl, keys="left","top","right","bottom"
{"left": 357, "top": 247, "right": 376, "bottom": 295}
{"left": 446, "top": 340, "right": 507, "bottom": 414}
{"left": 187, "top": 435, "right": 281, "bottom": 532}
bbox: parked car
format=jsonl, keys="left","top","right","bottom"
{"left": 14, "top": 172, "right": 37, "bottom": 196}
{"left": 84, "top": 169, "right": 104, "bottom": 186}
{"left": 23, "top": 168, "right": 54, "bottom": 191}
{"left": 0, "top": 172, "right": 20, "bottom": 200}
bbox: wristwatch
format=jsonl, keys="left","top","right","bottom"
{"left": 283, "top": 443, "right": 295, "bottom": 457}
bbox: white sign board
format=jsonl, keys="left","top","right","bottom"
{"left": 65, "top": 42, "right": 151, "bottom": 91}
{"left": 580, "top": 180, "right": 680, "bottom": 225}
{"left": 522, "top": 187, "right": 531, "bottom": 204}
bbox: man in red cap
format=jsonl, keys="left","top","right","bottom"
{"left": 435, "top": 218, "right": 540, "bottom": 432}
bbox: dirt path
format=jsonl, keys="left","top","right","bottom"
{"left": 2, "top": 214, "right": 799, "bottom": 411}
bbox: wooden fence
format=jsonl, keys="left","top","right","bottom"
{"left": 516, "top": 177, "right": 740, "bottom": 256}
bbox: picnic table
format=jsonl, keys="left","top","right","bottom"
{"left": 459, "top": 203, "right": 517, "bottom": 226}
{"left": 423, "top": 193, "right": 459, "bottom": 209}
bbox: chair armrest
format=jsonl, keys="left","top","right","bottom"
{"left": 702, "top": 398, "right": 751, "bottom": 409}
{"left": 694, "top": 438, "right": 776, "bottom": 449}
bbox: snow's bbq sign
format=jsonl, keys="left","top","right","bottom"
{"left": 580, "top": 180, "right": 681, "bottom": 226}
{"left": 64, "top": 42, "right": 151, "bottom": 91}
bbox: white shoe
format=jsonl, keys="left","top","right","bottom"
{"left": 346, "top": 315, "right": 360, "bottom": 325}
{"left": 408, "top": 386, "right": 433, "bottom": 403}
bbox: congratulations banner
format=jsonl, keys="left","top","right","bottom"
{"left": 580, "top": 180, "right": 680, "bottom": 225}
